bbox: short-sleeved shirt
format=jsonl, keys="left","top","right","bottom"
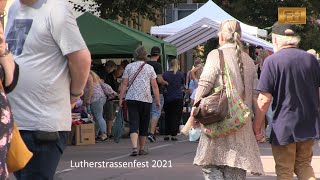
{"left": 87, "top": 82, "right": 116, "bottom": 104}
{"left": 257, "top": 48, "right": 320, "bottom": 145}
{"left": 5, "top": 0, "right": 88, "bottom": 131}
{"left": 189, "top": 80, "right": 198, "bottom": 93}
{"left": 147, "top": 60, "right": 164, "bottom": 94}
{"left": 163, "top": 71, "right": 185, "bottom": 104}
{"left": 104, "top": 72, "right": 120, "bottom": 92}
{"left": 122, "top": 61, "right": 157, "bottom": 103}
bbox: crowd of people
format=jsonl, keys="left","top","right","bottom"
{"left": 0, "top": 0, "right": 318, "bottom": 180}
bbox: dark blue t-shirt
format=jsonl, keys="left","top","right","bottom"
{"left": 257, "top": 48, "right": 320, "bottom": 145}
{"left": 163, "top": 71, "right": 184, "bottom": 104}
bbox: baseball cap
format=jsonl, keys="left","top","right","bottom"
{"left": 271, "top": 22, "right": 296, "bottom": 36}
{"left": 150, "top": 46, "right": 161, "bottom": 56}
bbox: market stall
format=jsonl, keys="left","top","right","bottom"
{"left": 150, "top": 0, "right": 273, "bottom": 53}
{"left": 77, "top": 12, "right": 177, "bottom": 68}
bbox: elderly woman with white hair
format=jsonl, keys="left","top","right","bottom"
{"left": 189, "top": 19, "right": 264, "bottom": 179}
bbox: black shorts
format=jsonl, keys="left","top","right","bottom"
{"left": 127, "top": 100, "right": 151, "bottom": 136}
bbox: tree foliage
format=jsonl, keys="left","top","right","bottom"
{"left": 69, "top": 0, "right": 183, "bottom": 26}
{"left": 192, "top": 0, "right": 320, "bottom": 52}
{"left": 70, "top": 0, "right": 320, "bottom": 52}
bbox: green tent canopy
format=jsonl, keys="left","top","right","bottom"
{"left": 76, "top": 12, "right": 177, "bottom": 68}
{"left": 107, "top": 20, "right": 177, "bottom": 68}
{"left": 76, "top": 12, "right": 141, "bottom": 58}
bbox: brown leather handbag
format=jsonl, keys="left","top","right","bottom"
{"left": 192, "top": 49, "right": 228, "bottom": 125}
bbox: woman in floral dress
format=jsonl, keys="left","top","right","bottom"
{"left": 190, "top": 20, "right": 264, "bottom": 179}
{"left": 0, "top": 10, "right": 20, "bottom": 179}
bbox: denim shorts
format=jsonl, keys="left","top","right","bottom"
{"left": 150, "top": 94, "right": 164, "bottom": 119}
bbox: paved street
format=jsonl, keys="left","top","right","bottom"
{"left": 10, "top": 136, "right": 320, "bottom": 180}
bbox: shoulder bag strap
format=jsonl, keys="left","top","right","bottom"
{"left": 218, "top": 49, "right": 225, "bottom": 86}
{"left": 218, "top": 49, "right": 246, "bottom": 99}
{"left": 127, "top": 62, "right": 146, "bottom": 91}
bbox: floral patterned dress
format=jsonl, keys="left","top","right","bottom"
{"left": 193, "top": 44, "right": 264, "bottom": 175}
{"left": 0, "top": 64, "right": 18, "bottom": 179}
{"left": 0, "top": 90, "right": 14, "bottom": 179}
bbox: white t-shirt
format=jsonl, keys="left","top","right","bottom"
{"left": 122, "top": 61, "right": 157, "bottom": 103}
{"left": 5, "top": 0, "right": 87, "bottom": 131}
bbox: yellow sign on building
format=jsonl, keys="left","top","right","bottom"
{"left": 278, "top": 7, "right": 306, "bottom": 24}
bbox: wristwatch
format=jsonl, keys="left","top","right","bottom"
{"left": 70, "top": 90, "right": 83, "bottom": 97}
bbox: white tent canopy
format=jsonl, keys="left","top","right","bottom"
{"left": 151, "top": 0, "right": 268, "bottom": 38}
{"left": 164, "top": 18, "right": 273, "bottom": 54}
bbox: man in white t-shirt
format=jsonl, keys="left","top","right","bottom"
{"left": 5, "top": 0, "right": 91, "bottom": 179}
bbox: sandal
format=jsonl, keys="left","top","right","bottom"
{"left": 138, "top": 149, "right": 149, "bottom": 155}
{"left": 171, "top": 136, "right": 178, "bottom": 141}
{"left": 130, "top": 148, "right": 138, "bottom": 156}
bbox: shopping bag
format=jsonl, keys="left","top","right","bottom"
{"left": 7, "top": 122, "right": 33, "bottom": 173}
{"left": 112, "top": 108, "right": 125, "bottom": 143}
{"left": 189, "top": 128, "right": 201, "bottom": 142}
{"left": 203, "top": 63, "right": 252, "bottom": 138}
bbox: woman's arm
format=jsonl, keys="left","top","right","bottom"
{"left": 0, "top": 20, "right": 17, "bottom": 91}
{"left": 193, "top": 50, "right": 220, "bottom": 104}
{"left": 118, "top": 78, "right": 128, "bottom": 107}
{"left": 0, "top": 54, "right": 19, "bottom": 93}
{"left": 185, "top": 50, "right": 220, "bottom": 130}
{"left": 101, "top": 82, "right": 117, "bottom": 99}
{"left": 151, "top": 78, "right": 160, "bottom": 109}
{"left": 85, "top": 75, "right": 94, "bottom": 106}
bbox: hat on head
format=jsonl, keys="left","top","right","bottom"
{"left": 272, "top": 22, "right": 297, "bottom": 36}
{"left": 150, "top": 46, "right": 161, "bottom": 56}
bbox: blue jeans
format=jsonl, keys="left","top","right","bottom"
{"left": 91, "top": 97, "right": 107, "bottom": 135}
{"left": 14, "top": 131, "right": 69, "bottom": 180}
{"left": 265, "top": 101, "right": 274, "bottom": 139}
